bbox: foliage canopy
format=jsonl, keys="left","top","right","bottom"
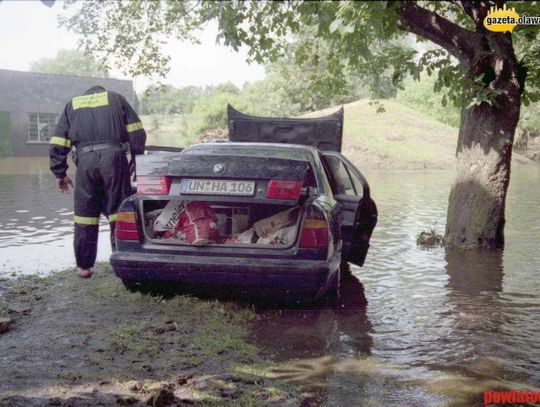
{"left": 60, "top": 1, "right": 540, "bottom": 106}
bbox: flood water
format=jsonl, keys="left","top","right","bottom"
{"left": 0, "top": 157, "right": 111, "bottom": 275}
{"left": 0, "top": 156, "right": 539, "bottom": 405}
{"left": 254, "top": 165, "right": 540, "bottom": 405}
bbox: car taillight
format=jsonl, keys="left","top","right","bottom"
{"left": 300, "top": 219, "right": 329, "bottom": 248}
{"left": 137, "top": 176, "right": 171, "bottom": 195}
{"left": 266, "top": 180, "right": 302, "bottom": 200}
{"left": 299, "top": 211, "right": 329, "bottom": 248}
{"left": 116, "top": 211, "right": 140, "bottom": 241}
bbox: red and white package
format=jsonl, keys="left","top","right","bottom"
{"left": 181, "top": 219, "right": 220, "bottom": 245}
{"left": 154, "top": 201, "right": 185, "bottom": 232}
{"left": 253, "top": 207, "right": 299, "bottom": 238}
{"left": 178, "top": 201, "right": 217, "bottom": 225}
{"left": 164, "top": 201, "right": 221, "bottom": 245}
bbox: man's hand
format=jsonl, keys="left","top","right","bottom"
{"left": 57, "top": 176, "right": 74, "bottom": 194}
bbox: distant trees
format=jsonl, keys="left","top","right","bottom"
{"left": 30, "top": 49, "right": 109, "bottom": 78}
{"left": 397, "top": 75, "right": 461, "bottom": 128}
{"left": 139, "top": 39, "right": 390, "bottom": 135}
{"left": 140, "top": 85, "right": 202, "bottom": 115}
{"left": 188, "top": 83, "right": 241, "bottom": 135}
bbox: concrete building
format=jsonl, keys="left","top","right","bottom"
{"left": 0, "top": 69, "right": 137, "bottom": 157}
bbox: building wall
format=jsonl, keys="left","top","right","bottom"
{"left": 0, "top": 69, "right": 137, "bottom": 156}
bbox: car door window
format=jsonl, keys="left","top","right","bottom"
{"left": 324, "top": 155, "right": 356, "bottom": 196}
{"left": 346, "top": 167, "right": 364, "bottom": 199}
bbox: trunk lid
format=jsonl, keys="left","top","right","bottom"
{"left": 227, "top": 104, "right": 344, "bottom": 152}
{"left": 137, "top": 153, "right": 310, "bottom": 180}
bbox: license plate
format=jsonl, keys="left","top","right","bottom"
{"left": 180, "top": 179, "right": 256, "bottom": 196}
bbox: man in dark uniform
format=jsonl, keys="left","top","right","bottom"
{"left": 50, "top": 86, "right": 146, "bottom": 278}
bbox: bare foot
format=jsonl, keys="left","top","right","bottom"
{"left": 77, "top": 268, "right": 93, "bottom": 279}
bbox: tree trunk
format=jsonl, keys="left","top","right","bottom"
{"left": 445, "top": 48, "right": 522, "bottom": 248}
{"left": 394, "top": 2, "right": 525, "bottom": 249}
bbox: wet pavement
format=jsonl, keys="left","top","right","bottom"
{"left": 0, "top": 157, "right": 539, "bottom": 405}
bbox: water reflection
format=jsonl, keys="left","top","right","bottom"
{"left": 444, "top": 248, "right": 539, "bottom": 386}
{"left": 254, "top": 272, "right": 373, "bottom": 361}
{"left": 263, "top": 168, "right": 539, "bottom": 405}
{"left": 0, "top": 157, "right": 111, "bottom": 276}
{"left": 445, "top": 248, "right": 503, "bottom": 293}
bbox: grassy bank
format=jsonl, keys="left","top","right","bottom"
{"left": 140, "top": 99, "right": 460, "bottom": 170}
{"left": 140, "top": 99, "right": 535, "bottom": 171}
{"left": 304, "top": 99, "right": 459, "bottom": 170}
{"left": 0, "top": 265, "right": 300, "bottom": 406}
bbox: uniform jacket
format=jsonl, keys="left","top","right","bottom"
{"left": 50, "top": 86, "right": 146, "bottom": 178}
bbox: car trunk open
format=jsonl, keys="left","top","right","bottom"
{"left": 139, "top": 199, "right": 304, "bottom": 248}
{"left": 134, "top": 152, "right": 317, "bottom": 248}
{"left": 227, "top": 104, "right": 344, "bottom": 152}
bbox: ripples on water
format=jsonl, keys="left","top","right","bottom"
{"left": 0, "top": 157, "right": 539, "bottom": 406}
{"left": 0, "top": 157, "right": 111, "bottom": 275}
{"left": 255, "top": 168, "right": 540, "bottom": 406}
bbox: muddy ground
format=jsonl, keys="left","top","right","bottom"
{"left": 1, "top": 264, "right": 526, "bottom": 407}
{"left": 0, "top": 264, "right": 303, "bottom": 406}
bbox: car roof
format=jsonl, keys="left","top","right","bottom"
{"left": 184, "top": 142, "right": 321, "bottom": 155}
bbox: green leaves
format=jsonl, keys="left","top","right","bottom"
{"left": 463, "top": 74, "right": 506, "bottom": 110}
{"left": 58, "top": 0, "right": 538, "bottom": 116}
{"left": 329, "top": 17, "right": 355, "bottom": 35}
{"left": 329, "top": 17, "right": 342, "bottom": 34}
{"left": 60, "top": 0, "right": 199, "bottom": 77}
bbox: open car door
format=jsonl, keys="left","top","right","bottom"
{"left": 227, "top": 104, "right": 344, "bottom": 152}
{"left": 321, "top": 152, "right": 377, "bottom": 267}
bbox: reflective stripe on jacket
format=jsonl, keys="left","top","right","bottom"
{"left": 49, "top": 86, "right": 146, "bottom": 179}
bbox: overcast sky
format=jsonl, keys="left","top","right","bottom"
{"left": 0, "top": 0, "right": 266, "bottom": 92}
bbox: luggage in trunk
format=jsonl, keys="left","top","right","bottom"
{"left": 141, "top": 199, "right": 302, "bottom": 248}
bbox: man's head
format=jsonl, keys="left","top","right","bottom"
{"left": 85, "top": 85, "right": 106, "bottom": 94}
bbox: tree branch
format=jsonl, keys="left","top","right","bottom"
{"left": 393, "top": 1, "right": 480, "bottom": 66}
{"left": 450, "top": 0, "right": 492, "bottom": 29}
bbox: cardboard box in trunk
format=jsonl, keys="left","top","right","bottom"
{"left": 213, "top": 206, "right": 249, "bottom": 236}
{"left": 253, "top": 207, "right": 299, "bottom": 238}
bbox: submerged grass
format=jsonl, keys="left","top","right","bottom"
{"left": 0, "top": 263, "right": 301, "bottom": 406}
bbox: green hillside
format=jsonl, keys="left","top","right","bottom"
{"left": 141, "top": 99, "right": 533, "bottom": 170}
{"left": 304, "top": 99, "right": 458, "bottom": 170}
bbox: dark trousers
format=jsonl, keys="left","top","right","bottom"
{"left": 73, "top": 147, "right": 132, "bottom": 268}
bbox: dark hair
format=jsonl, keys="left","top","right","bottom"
{"left": 86, "top": 85, "right": 106, "bottom": 93}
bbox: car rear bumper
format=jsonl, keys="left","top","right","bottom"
{"left": 110, "top": 251, "right": 338, "bottom": 300}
